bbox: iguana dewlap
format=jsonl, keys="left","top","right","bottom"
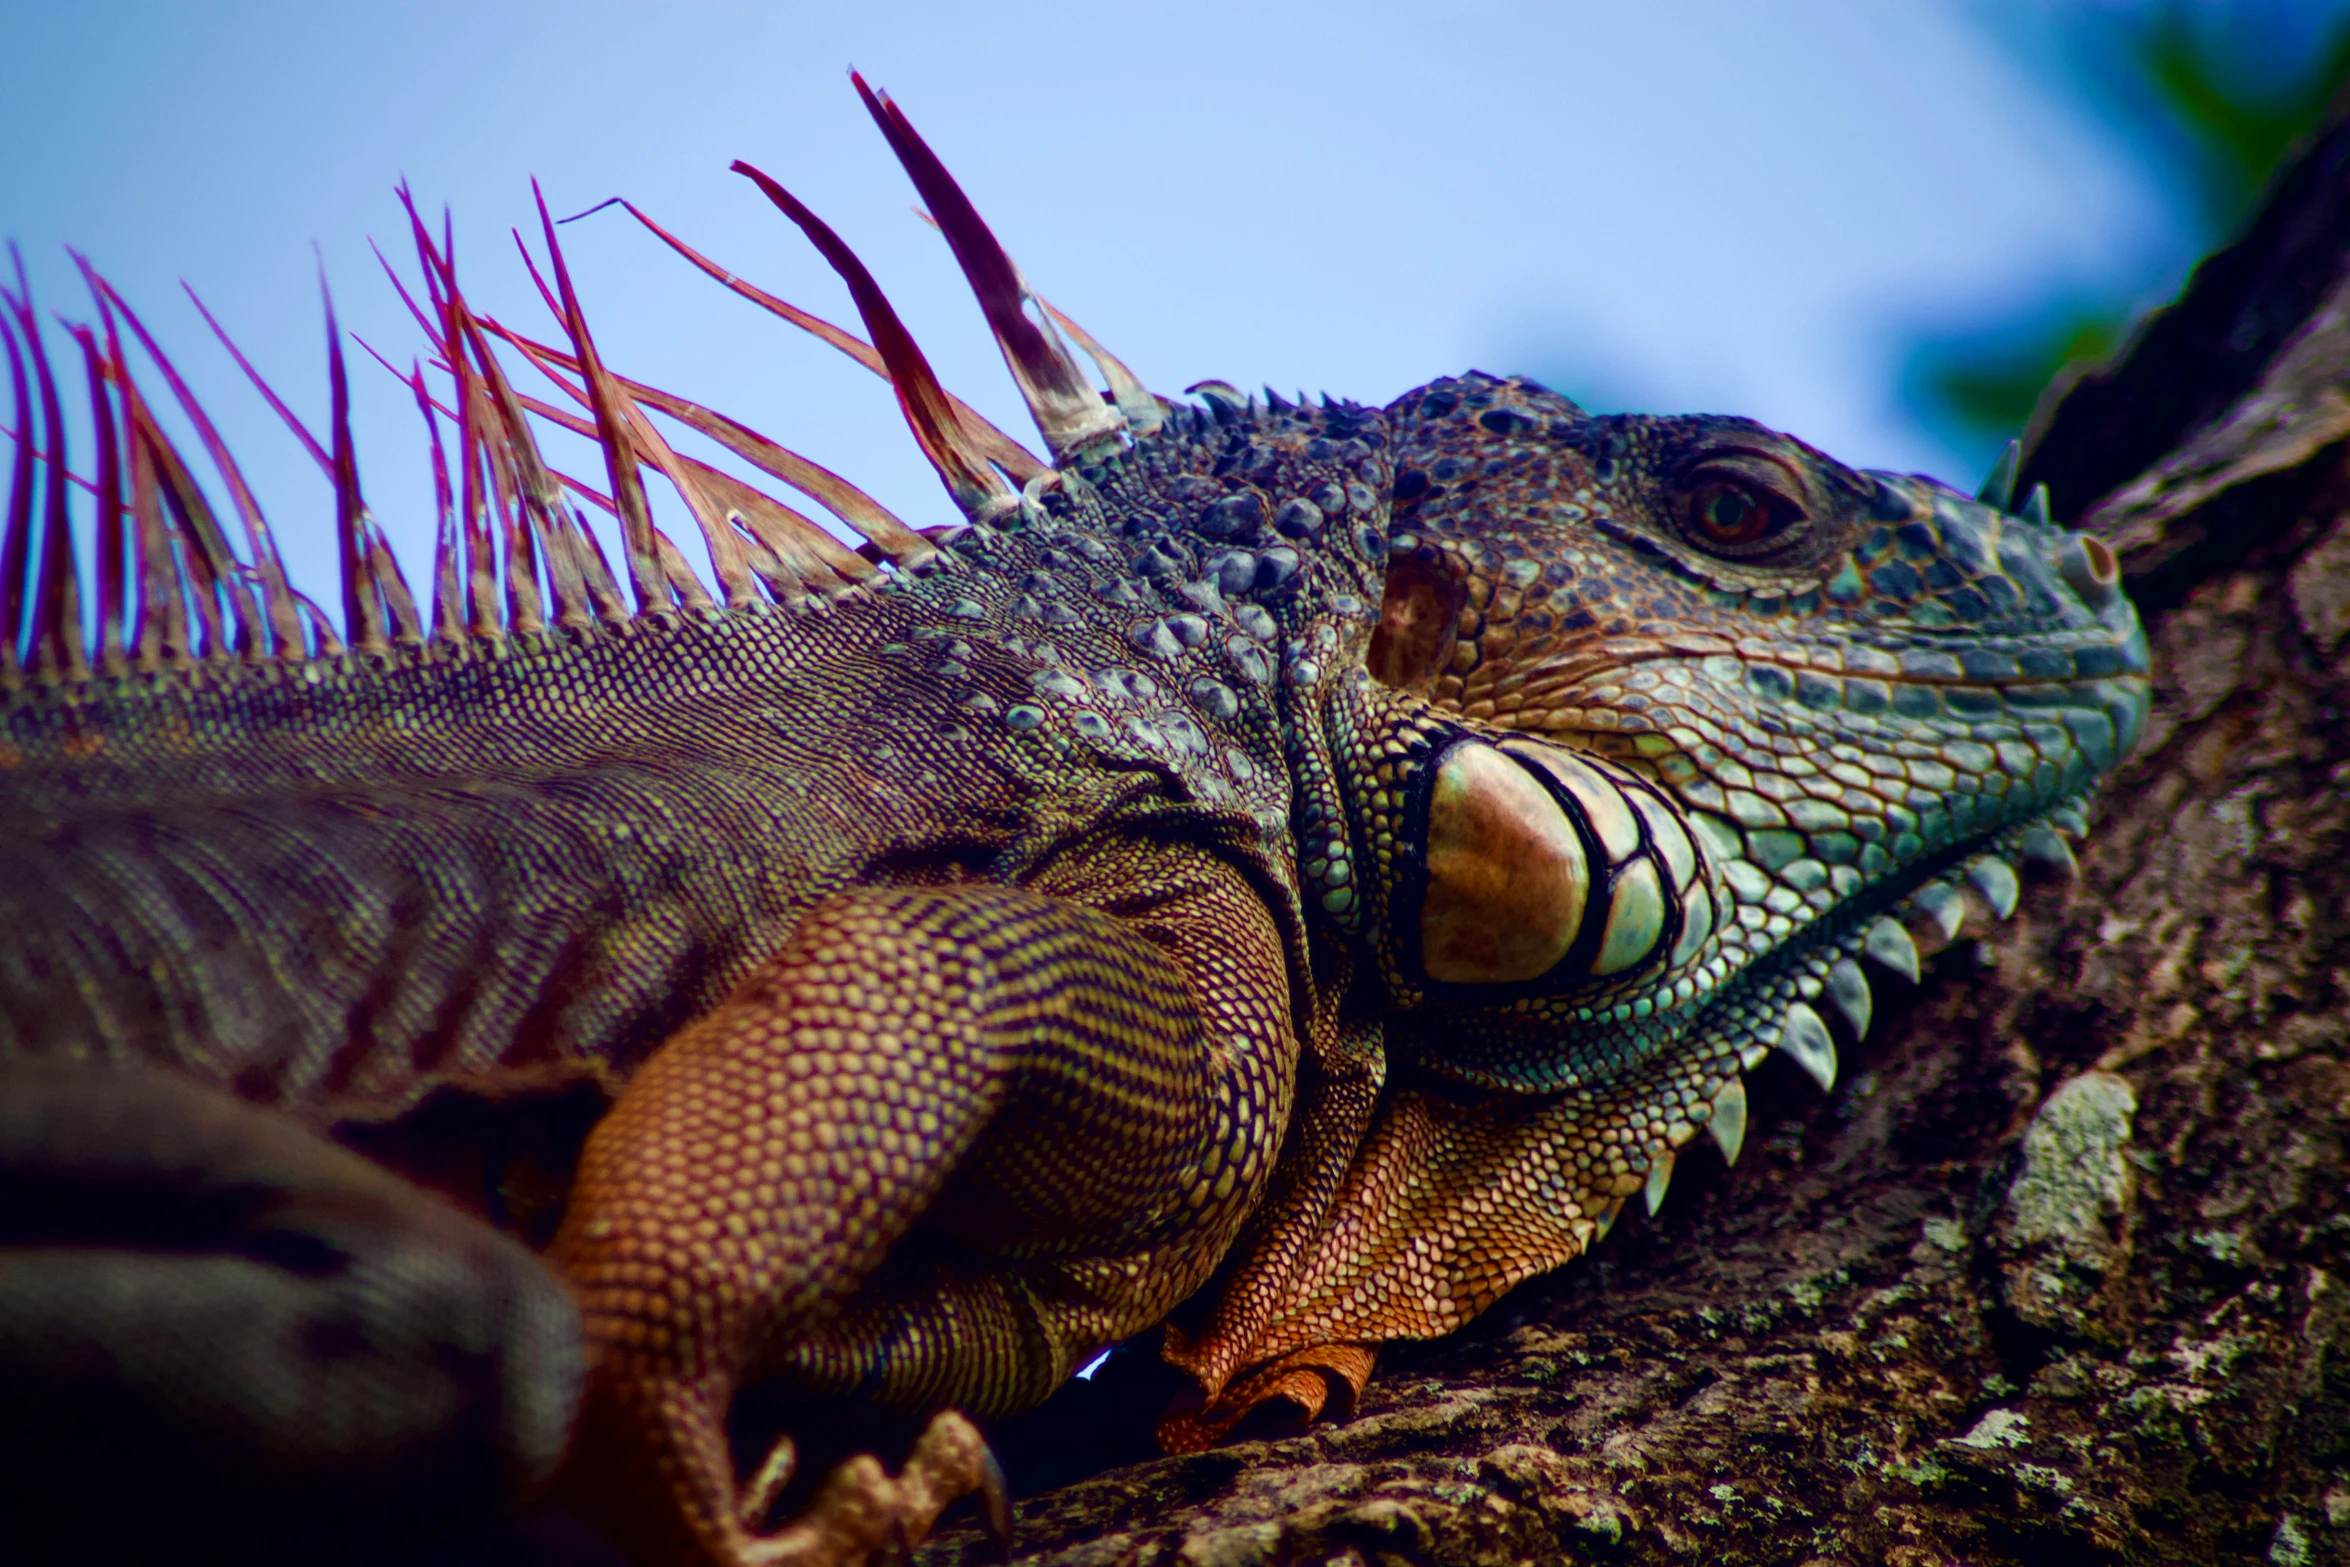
{"left": 0, "top": 79, "right": 2148, "bottom": 1567}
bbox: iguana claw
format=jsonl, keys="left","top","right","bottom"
{"left": 732, "top": 1411, "right": 1002, "bottom": 1567}
{"left": 739, "top": 1434, "right": 799, "bottom": 1533}
{"left": 978, "top": 1446, "right": 1015, "bottom": 1555}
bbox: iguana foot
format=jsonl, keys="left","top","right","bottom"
{"left": 735, "top": 1412, "right": 1008, "bottom": 1567}
{"left": 563, "top": 1377, "right": 1008, "bottom": 1567}
{"left": 1158, "top": 1341, "right": 1376, "bottom": 1452}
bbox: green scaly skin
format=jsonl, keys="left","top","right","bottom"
{"left": 1355, "top": 374, "right": 2148, "bottom": 1088}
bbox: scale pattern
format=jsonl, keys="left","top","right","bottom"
{"left": 0, "top": 88, "right": 2150, "bottom": 1567}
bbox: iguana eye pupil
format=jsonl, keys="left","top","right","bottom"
{"left": 1680, "top": 478, "right": 1793, "bottom": 553}
{"left": 1699, "top": 487, "right": 1765, "bottom": 543}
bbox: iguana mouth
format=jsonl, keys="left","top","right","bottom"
{"left": 1391, "top": 773, "right": 2107, "bottom": 1095}
{"left": 1663, "top": 783, "right": 2101, "bottom": 1105}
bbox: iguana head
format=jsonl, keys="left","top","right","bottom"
{"left": 1342, "top": 372, "right": 2148, "bottom": 1093}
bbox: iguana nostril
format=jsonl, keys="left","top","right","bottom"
{"left": 2060, "top": 534, "right": 2120, "bottom": 606}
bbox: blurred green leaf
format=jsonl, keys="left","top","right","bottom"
{"left": 2136, "top": 3, "right": 2350, "bottom": 229}
{"left": 1914, "top": 309, "right": 2126, "bottom": 448}
{"left": 1907, "top": 1, "right": 2350, "bottom": 471}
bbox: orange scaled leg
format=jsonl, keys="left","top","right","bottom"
{"left": 550, "top": 862, "right": 1297, "bottom": 1566}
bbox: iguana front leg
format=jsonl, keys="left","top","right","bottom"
{"left": 549, "top": 850, "right": 1300, "bottom": 1566}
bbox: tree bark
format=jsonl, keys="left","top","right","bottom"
{"left": 920, "top": 117, "right": 2350, "bottom": 1567}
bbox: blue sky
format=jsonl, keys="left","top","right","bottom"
{"left": 1, "top": 0, "right": 2181, "bottom": 597}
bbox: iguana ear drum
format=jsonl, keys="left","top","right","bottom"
{"left": 1418, "top": 742, "right": 1588, "bottom": 984}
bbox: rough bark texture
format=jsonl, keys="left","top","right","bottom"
{"left": 914, "top": 119, "right": 2350, "bottom": 1567}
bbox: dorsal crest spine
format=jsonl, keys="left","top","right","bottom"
{"left": 0, "top": 83, "right": 1159, "bottom": 695}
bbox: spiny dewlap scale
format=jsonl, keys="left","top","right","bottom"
{"left": 0, "top": 75, "right": 2146, "bottom": 1567}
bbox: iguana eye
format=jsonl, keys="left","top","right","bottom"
{"left": 1675, "top": 451, "right": 1812, "bottom": 561}
{"left": 1682, "top": 481, "right": 1785, "bottom": 554}
{"left": 1692, "top": 484, "right": 1771, "bottom": 546}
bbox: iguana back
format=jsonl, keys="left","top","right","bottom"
{"left": 0, "top": 450, "right": 1346, "bottom": 1121}
{"left": 0, "top": 138, "right": 1385, "bottom": 1139}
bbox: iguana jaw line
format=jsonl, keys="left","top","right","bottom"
{"left": 1329, "top": 620, "right": 2145, "bottom": 1096}
{"left": 1381, "top": 781, "right": 2099, "bottom": 1100}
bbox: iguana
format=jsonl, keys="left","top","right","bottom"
{"left": 0, "top": 80, "right": 2149, "bottom": 1567}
